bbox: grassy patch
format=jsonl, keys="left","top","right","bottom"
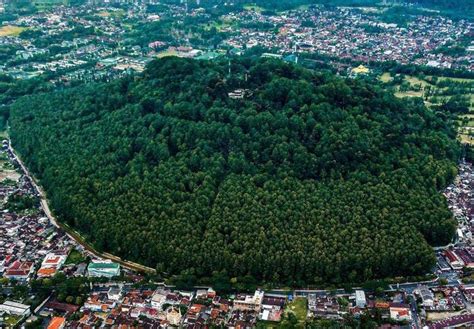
{"left": 433, "top": 76, "right": 474, "bottom": 83}
{"left": 395, "top": 91, "right": 423, "bottom": 98}
{"left": 405, "top": 75, "right": 432, "bottom": 88}
{"left": 157, "top": 49, "right": 178, "bottom": 58}
{"left": 459, "top": 133, "right": 474, "bottom": 145}
{"left": 202, "top": 20, "right": 233, "bottom": 32}
{"left": 65, "top": 249, "right": 86, "bottom": 265}
{"left": 96, "top": 9, "right": 125, "bottom": 19}
{"left": 243, "top": 4, "right": 264, "bottom": 12}
{"left": 379, "top": 72, "right": 392, "bottom": 83}
{"left": 0, "top": 25, "right": 27, "bottom": 37}
{"left": 296, "top": 4, "right": 310, "bottom": 11}
{"left": 256, "top": 320, "right": 281, "bottom": 328}
{"left": 2, "top": 314, "right": 21, "bottom": 327}
{"left": 285, "top": 297, "right": 307, "bottom": 324}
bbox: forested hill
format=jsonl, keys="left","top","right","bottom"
{"left": 9, "top": 57, "right": 459, "bottom": 285}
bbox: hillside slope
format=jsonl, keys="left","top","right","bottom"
{"left": 9, "top": 57, "right": 459, "bottom": 285}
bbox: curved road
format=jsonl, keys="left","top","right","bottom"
{"left": 8, "top": 140, "right": 156, "bottom": 274}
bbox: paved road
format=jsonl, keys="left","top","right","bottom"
{"left": 409, "top": 295, "right": 421, "bottom": 329}
{"left": 7, "top": 140, "right": 156, "bottom": 274}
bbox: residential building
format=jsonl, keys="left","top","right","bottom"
{"left": 47, "top": 316, "right": 66, "bottom": 329}
{"left": 233, "top": 290, "right": 264, "bottom": 312}
{"left": 0, "top": 301, "right": 31, "bottom": 316}
{"left": 355, "top": 290, "right": 366, "bottom": 308}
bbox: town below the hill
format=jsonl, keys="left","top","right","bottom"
{"left": 0, "top": 135, "right": 473, "bottom": 328}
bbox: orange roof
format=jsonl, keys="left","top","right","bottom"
{"left": 45, "top": 256, "right": 61, "bottom": 264}
{"left": 47, "top": 317, "right": 66, "bottom": 329}
{"left": 210, "top": 308, "right": 220, "bottom": 319}
{"left": 375, "top": 301, "right": 390, "bottom": 309}
{"left": 38, "top": 268, "right": 57, "bottom": 277}
{"left": 79, "top": 314, "right": 89, "bottom": 323}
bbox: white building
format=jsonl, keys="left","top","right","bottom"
{"left": 151, "top": 289, "right": 168, "bottom": 310}
{"left": 233, "top": 290, "right": 265, "bottom": 312}
{"left": 41, "top": 253, "right": 67, "bottom": 269}
{"left": 355, "top": 290, "right": 366, "bottom": 308}
{"left": 0, "top": 301, "right": 31, "bottom": 317}
{"left": 107, "top": 286, "right": 122, "bottom": 301}
{"left": 419, "top": 285, "right": 434, "bottom": 307}
{"left": 390, "top": 307, "right": 412, "bottom": 322}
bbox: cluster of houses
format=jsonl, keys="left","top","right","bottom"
{"left": 0, "top": 5, "right": 144, "bottom": 82}
{"left": 0, "top": 140, "right": 124, "bottom": 327}
{"left": 60, "top": 286, "right": 417, "bottom": 328}
{"left": 61, "top": 286, "right": 272, "bottom": 328}
{"left": 417, "top": 285, "right": 465, "bottom": 312}
{"left": 444, "top": 161, "right": 474, "bottom": 242}
{"left": 440, "top": 249, "right": 474, "bottom": 271}
{"left": 307, "top": 290, "right": 413, "bottom": 323}
{"left": 2, "top": 2, "right": 472, "bottom": 85}
{"left": 0, "top": 173, "right": 74, "bottom": 282}
{"left": 223, "top": 6, "right": 473, "bottom": 71}
{"left": 441, "top": 161, "right": 474, "bottom": 273}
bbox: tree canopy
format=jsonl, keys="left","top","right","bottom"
{"left": 9, "top": 57, "right": 459, "bottom": 285}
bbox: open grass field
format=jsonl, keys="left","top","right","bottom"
{"left": 434, "top": 76, "right": 474, "bottom": 83}
{"left": 96, "top": 9, "right": 125, "bottom": 19}
{"left": 0, "top": 25, "right": 27, "bottom": 37}
{"left": 157, "top": 49, "right": 178, "bottom": 58}
{"left": 95, "top": 9, "right": 125, "bottom": 19}
{"left": 285, "top": 297, "right": 307, "bottom": 325}
{"left": 295, "top": 4, "right": 310, "bottom": 11}
{"left": 379, "top": 72, "right": 392, "bottom": 83}
{"left": 3, "top": 315, "right": 21, "bottom": 327}
{"left": 256, "top": 321, "right": 281, "bottom": 329}
{"left": 427, "top": 310, "right": 464, "bottom": 321}
{"left": 380, "top": 72, "right": 474, "bottom": 144}
{"left": 405, "top": 75, "right": 432, "bottom": 88}
{"left": 243, "top": 4, "right": 265, "bottom": 12}
{"left": 202, "top": 20, "right": 234, "bottom": 32}
{"left": 65, "top": 249, "right": 86, "bottom": 265}
{"left": 395, "top": 90, "right": 424, "bottom": 98}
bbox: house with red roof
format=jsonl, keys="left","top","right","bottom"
{"left": 4, "top": 260, "right": 34, "bottom": 281}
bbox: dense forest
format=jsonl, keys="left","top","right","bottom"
{"left": 9, "top": 57, "right": 460, "bottom": 285}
